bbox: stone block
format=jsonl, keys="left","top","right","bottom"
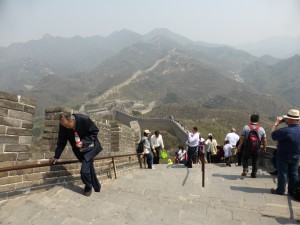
{"left": 15, "top": 180, "right": 40, "bottom": 190}
{"left": 8, "top": 109, "right": 34, "bottom": 121}
{"left": 6, "top": 127, "right": 32, "bottom": 136}
{"left": 18, "top": 95, "right": 36, "bottom": 106}
{"left": 0, "top": 184, "right": 15, "bottom": 192}
{"left": 0, "top": 125, "right": 6, "bottom": 134}
{"left": 30, "top": 152, "right": 46, "bottom": 160}
{"left": 5, "top": 144, "right": 30, "bottom": 152}
{"left": 43, "top": 133, "right": 57, "bottom": 140}
{"left": 0, "top": 152, "right": 17, "bottom": 161}
{"left": 0, "top": 135, "right": 19, "bottom": 144}
{"left": 43, "top": 126, "right": 59, "bottom": 133}
{"left": 24, "top": 173, "right": 44, "bottom": 181}
{"left": 45, "top": 107, "right": 71, "bottom": 113}
{"left": 0, "top": 91, "right": 18, "bottom": 101}
{"left": 0, "top": 171, "right": 8, "bottom": 178}
{"left": 17, "top": 153, "right": 31, "bottom": 161}
{"left": 0, "top": 116, "right": 22, "bottom": 127}
{"left": 41, "top": 144, "right": 51, "bottom": 152}
{"left": 21, "top": 120, "right": 33, "bottom": 129}
{"left": 9, "top": 168, "right": 33, "bottom": 176}
{"left": 0, "top": 99, "right": 24, "bottom": 111}
{"left": 19, "top": 136, "right": 32, "bottom": 144}
{"left": 0, "top": 175, "right": 22, "bottom": 185}
{"left": 0, "top": 108, "right": 8, "bottom": 117}
{"left": 23, "top": 105, "right": 35, "bottom": 114}
{"left": 45, "top": 113, "right": 61, "bottom": 120}
{"left": 44, "top": 120, "right": 59, "bottom": 126}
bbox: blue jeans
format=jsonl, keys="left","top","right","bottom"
{"left": 276, "top": 155, "right": 299, "bottom": 195}
{"left": 144, "top": 153, "right": 153, "bottom": 169}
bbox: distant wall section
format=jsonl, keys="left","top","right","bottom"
{"left": 113, "top": 110, "right": 188, "bottom": 145}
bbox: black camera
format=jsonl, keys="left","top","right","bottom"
{"left": 281, "top": 117, "right": 286, "bottom": 123}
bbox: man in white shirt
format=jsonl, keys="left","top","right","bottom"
{"left": 151, "top": 130, "right": 164, "bottom": 164}
{"left": 185, "top": 127, "right": 200, "bottom": 168}
{"left": 224, "top": 128, "right": 240, "bottom": 155}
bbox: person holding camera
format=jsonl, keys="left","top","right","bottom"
{"left": 270, "top": 109, "right": 300, "bottom": 196}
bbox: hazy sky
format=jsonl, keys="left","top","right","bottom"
{"left": 0, "top": 0, "right": 299, "bottom": 47}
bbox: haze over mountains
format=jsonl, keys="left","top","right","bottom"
{"left": 0, "top": 28, "right": 299, "bottom": 137}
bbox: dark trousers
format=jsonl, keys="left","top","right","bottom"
{"left": 186, "top": 146, "right": 197, "bottom": 168}
{"left": 272, "top": 150, "right": 277, "bottom": 170}
{"left": 153, "top": 146, "right": 161, "bottom": 164}
{"left": 242, "top": 150, "right": 259, "bottom": 175}
{"left": 237, "top": 149, "right": 243, "bottom": 166}
{"left": 225, "top": 157, "right": 231, "bottom": 166}
{"left": 144, "top": 153, "right": 153, "bottom": 169}
{"left": 81, "top": 159, "right": 101, "bottom": 192}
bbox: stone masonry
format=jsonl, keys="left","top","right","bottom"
{"left": 0, "top": 91, "right": 36, "bottom": 164}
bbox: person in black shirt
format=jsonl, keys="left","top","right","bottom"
{"left": 49, "top": 112, "right": 102, "bottom": 196}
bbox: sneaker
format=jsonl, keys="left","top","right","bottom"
{"left": 251, "top": 173, "right": 257, "bottom": 178}
{"left": 271, "top": 188, "right": 284, "bottom": 195}
{"left": 271, "top": 188, "right": 277, "bottom": 194}
{"left": 241, "top": 170, "right": 248, "bottom": 176}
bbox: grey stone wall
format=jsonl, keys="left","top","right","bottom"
{"left": 111, "top": 123, "right": 135, "bottom": 154}
{"left": 114, "top": 110, "right": 188, "bottom": 145}
{"left": 0, "top": 91, "right": 36, "bottom": 162}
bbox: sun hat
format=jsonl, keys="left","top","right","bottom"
{"left": 284, "top": 109, "right": 300, "bottom": 120}
{"left": 144, "top": 129, "right": 151, "bottom": 134}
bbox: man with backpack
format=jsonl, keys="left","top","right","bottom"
{"left": 270, "top": 109, "right": 300, "bottom": 197}
{"left": 237, "top": 114, "right": 267, "bottom": 178}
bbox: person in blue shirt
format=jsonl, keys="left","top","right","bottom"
{"left": 271, "top": 109, "right": 300, "bottom": 196}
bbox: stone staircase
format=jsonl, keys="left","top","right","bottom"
{"left": 1, "top": 164, "right": 300, "bottom": 225}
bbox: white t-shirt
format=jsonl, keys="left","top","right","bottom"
{"left": 224, "top": 132, "right": 240, "bottom": 147}
{"left": 150, "top": 134, "right": 164, "bottom": 149}
{"left": 223, "top": 144, "right": 232, "bottom": 158}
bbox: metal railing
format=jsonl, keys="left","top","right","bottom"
{"left": 0, "top": 153, "right": 143, "bottom": 179}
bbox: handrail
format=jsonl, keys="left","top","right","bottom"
{"left": 0, "top": 153, "right": 141, "bottom": 179}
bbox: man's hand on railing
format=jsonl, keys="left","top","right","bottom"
{"left": 49, "top": 158, "right": 58, "bottom": 164}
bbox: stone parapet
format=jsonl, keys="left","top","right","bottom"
{"left": 0, "top": 92, "right": 36, "bottom": 162}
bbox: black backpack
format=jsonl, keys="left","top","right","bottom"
{"left": 136, "top": 139, "right": 145, "bottom": 153}
{"left": 293, "top": 181, "right": 300, "bottom": 201}
{"left": 244, "top": 125, "right": 261, "bottom": 151}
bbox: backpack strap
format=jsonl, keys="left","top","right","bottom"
{"left": 248, "top": 124, "right": 260, "bottom": 131}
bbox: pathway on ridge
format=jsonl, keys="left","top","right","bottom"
{"left": 1, "top": 164, "right": 300, "bottom": 225}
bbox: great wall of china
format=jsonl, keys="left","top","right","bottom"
{"left": 0, "top": 90, "right": 275, "bottom": 200}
